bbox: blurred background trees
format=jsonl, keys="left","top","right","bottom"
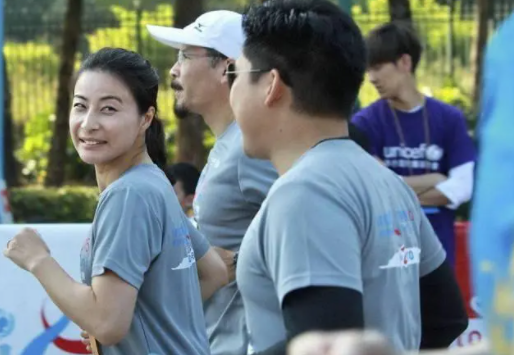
{"left": 2, "top": 0, "right": 510, "bottom": 221}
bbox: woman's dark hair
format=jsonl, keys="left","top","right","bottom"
{"left": 77, "top": 47, "right": 167, "bottom": 169}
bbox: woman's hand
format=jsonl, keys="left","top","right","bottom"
{"left": 3, "top": 227, "right": 51, "bottom": 273}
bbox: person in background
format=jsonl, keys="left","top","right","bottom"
{"left": 228, "top": 1, "right": 467, "bottom": 354}
{"left": 3, "top": 48, "right": 227, "bottom": 354}
{"left": 165, "top": 162, "right": 201, "bottom": 218}
{"left": 147, "top": 11, "right": 278, "bottom": 355}
{"left": 352, "top": 22, "right": 476, "bottom": 266}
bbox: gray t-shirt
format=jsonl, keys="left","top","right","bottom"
{"left": 193, "top": 122, "right": 277, "bottom": 355}
{"left": 237, "top": 139, "right": 446, "bottom": 353}
{"left": 80, "top": 164, "right": 210, "bottom": 355}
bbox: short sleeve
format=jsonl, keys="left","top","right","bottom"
{"left": 446, "top": 109, "right": 477, "bottom": 169}
{"left": 238, "top": 154, "right": 277, "bottom": 207}
{"left": 92, "top": 186, "right": 162, "bottom": 290}
{"left": 351, "top": 112, "right": 380, "bottom": 156}
{"left": 419, "top": 212, "right": 446, "bottom": 277}
{"left": 263, "top": 182, "right": 363, "bottom": 304}
{"left": 186, "top": 216, "right": 210, "bottom": 260}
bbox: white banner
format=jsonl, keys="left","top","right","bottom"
{"left": 0, "top": 224, "right": 91, "bottom": 355}
{"left": 451, "top": 296, "right": 486, "bottom": 348}
{"left": 0, "top": 224, "right": 486, "bottom": 354}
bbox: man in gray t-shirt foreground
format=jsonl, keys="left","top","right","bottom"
{"left": 148, "top": 11, "right": 277, "bottom": 355}
{"left": 238, "top": 139, "right": 448, "bottom": 352}
{"left": 229, "top": 1, "right": 468, "bottom": 354}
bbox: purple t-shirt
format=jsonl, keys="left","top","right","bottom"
{"left": 352, "top": 97, "right": 476, "bottom": 263}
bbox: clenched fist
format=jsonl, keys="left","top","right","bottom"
{"left": 3, "top": 227, "right": 51, "bottom": 272}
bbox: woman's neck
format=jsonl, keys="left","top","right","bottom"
{"left": 95, "top": 150, "right": 153, "bottom": 192}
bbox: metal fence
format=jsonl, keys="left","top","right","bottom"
{"left": 4, "top": 2, "right": 513, "bottom": 132}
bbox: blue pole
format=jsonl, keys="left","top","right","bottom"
{"left": 0, "top": 0, "right": 4, "bottom": 182}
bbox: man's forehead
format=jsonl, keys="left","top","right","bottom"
{"left": 182, "top": 45, "right": 211, "bottom": 53}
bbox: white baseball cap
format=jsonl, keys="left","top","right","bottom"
{"left": 147, "top": 10, "right": 245, "bottom": 60}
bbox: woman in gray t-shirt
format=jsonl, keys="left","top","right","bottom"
{"left": 4, "top": 48, "right": 220, "bottom": 355}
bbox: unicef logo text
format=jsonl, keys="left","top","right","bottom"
{"left": 425, "top": 144, "right": 444, "bottom": 161}
{"left": 383, "top": 143, "right": 444, "bottom": 161}
{"left": 0, "top": 309, "right": 15, "bottom": 339}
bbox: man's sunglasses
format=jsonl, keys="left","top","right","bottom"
{"left": 225, "top": 63, "right": 268, "bottom": 88}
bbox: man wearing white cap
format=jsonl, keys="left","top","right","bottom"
{"left": 147, "top": 11, "right": 278, "bottom": 355}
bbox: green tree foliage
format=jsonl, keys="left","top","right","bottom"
{"left": 4, "top": 42, "right": 58, "bottom": 183}
{"left": 6, "top": 0, "right": 477, "bottom": 185}
{"left": 7, "top": 4, "right": 181, "bottom": 183}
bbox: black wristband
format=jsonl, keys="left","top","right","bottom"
{"left": 233, "top": 251, "right": 239, "bottom": 266}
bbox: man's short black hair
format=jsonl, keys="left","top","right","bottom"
{"left": 205, "top": 48, "right": 228, "bottom": 67}
{"left": 242, "top": 0, "right": 366, "bottom": 119}
{"left": 164, "top": 162, "right": 200, "bottom": 195}
{"left": 366, "top": 21, "right": 423, "bottom": 73}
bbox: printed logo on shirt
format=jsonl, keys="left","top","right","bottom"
{"left": 80, "top": 230, "right": 93, "bottom": 283}
{"left": 171, "top": 225, "right": 196, "bottom": 270}
{"left": 379, "top": 245, "right": 421, "bottom": 269}
{"left": 247, "top": 339, "right": 255, "bottom": 355}
{"left": 383, "top": 143, "right": 444, "bottom": 171}
{"left": 377, "top": 210, "right": 415, "bottom": 238}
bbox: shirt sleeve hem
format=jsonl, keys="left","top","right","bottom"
{"left": 420, "top": 248, "right": 447, "bottom": 277}
{"left": 434, "top": 183, "right": 460, "bottom": 210}
{"left": 435, "top": 163, "right": 474, "bottom": 210}
{"left": 92, "top": 258, "right": 143, "bottom": 291}
{"left": 277, "top": 273, "right": 363, "bottom": 305}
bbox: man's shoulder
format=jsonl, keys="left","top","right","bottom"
{"left": 426, "top": 97, "right": 466, "bottom": 121}
{"left": 353, "top": 99, "right": 388, "bottom": 119}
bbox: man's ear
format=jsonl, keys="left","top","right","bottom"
{"left": 221, "top": 58, "right": 234, "bottom": 86}
{"left": 264, "top": 69, "right": 286, "bottom": 108}
{"left": 398, "top": 54, "right": 413, "bottom": 73}
{"left": 184, "top": 194, "right": 195, "bottom": 209}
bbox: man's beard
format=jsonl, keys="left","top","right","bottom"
{"left": 173, "top": 100, "right": 192, "bottom": 120}
{"left": 171, "top": 80, "right": 192, "bottom": 119}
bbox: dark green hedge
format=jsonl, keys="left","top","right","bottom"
{"left": 9, "top": 186, "right": 99, "bottom": 223}
{"left": 8, "top": 186, "right": 470, "bottom": 224}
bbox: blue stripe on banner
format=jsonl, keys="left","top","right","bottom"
{"left": 21, "top": 315, "right": 69, "bottom": 355}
